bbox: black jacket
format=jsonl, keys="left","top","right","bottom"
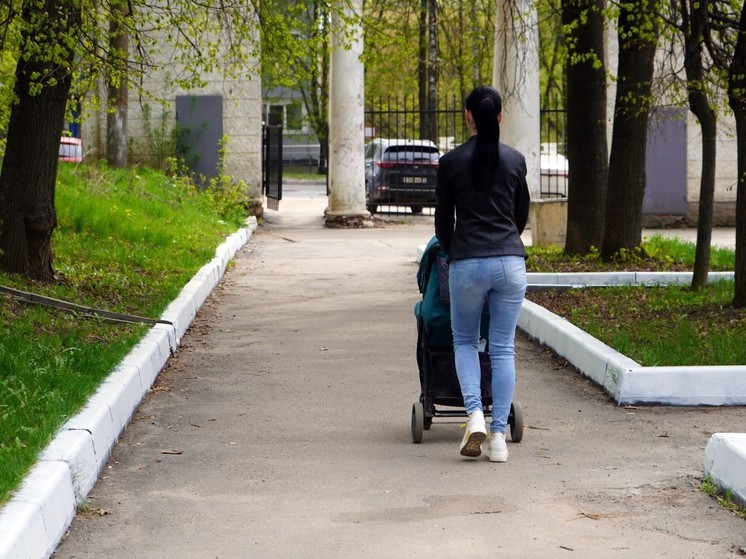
{"left": 435, "top": 136, "right": 530, "bottom": 261}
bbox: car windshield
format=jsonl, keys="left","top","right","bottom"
{"left": 383, "top": 145, "right": 439, "bottom": 162}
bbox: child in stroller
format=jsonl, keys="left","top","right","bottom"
{"left": 411, "top": 236, "right": 523, "bottom": 444}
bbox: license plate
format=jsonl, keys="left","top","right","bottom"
{"left": 402, "top": 176, "right": 427, "bottom": 184}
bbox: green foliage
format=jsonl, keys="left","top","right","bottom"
{"left": 203, "top": 136, "right": 253, "bottom": 224}
{"left": 431, "top": 0, "right": 496, "bottom": 97}
{"left": 539, "top": 0, "right": 567, "bottom": 113}
{"left": 527, "top": 234, "right": 735, "bottom": 272}
{"left": 0, "top": 1, "right": 269, "bottom": 121}
{"left": 0, "top": 162, "right": 247, "bottom": 504}
{"left": 0, "top": 46, "right": 19, "bottom": 154}
{"left": 536, "top": 281, "right": 745, "bottom": 366}
{"left": 129, "top": 103, "right": 178, "bottom": 172}
{"left": 701, "top": 476, "right": 746, "bottom": 519}
{"left": 260, "top": 0, "right": 328, "bottom": 89}
{"left": 362, "top": 0, "right": 495, "bottom": 101}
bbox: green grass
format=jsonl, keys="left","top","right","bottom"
{"left": 526, "top": 238, "right": 743, "bottom": 367}
{"left": 561, "top": 282, "right": 745, "bottom": 366}
{"left": 0, "top": 162, "right": 248, "bottom": 505}
{"left": 702, "top": 476, "right": 746, "bottom": 520}
{"left": 526, "top": 235, "right": 735, "bottom": 272}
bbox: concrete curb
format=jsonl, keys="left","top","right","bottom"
{"left": 526, "top": 270, "right": 734, "bottom": 287}
{"left": 0, "top": 217, "right": 258, "bottom": 559}
{"left": 518, "top": 299, "right": 746, "bottom": 406}
{"left": 704, "top": 434, "right": 746, "bottom": 508}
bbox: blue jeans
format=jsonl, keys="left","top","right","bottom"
{"left": 448, "top": 256, "right": 527, "bottom": 433}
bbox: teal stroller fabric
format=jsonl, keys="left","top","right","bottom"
{"left": 415, "top": 236, "right": 489, "bottom": 348}
{"left": 415, "top": 237, "right": 453, "bottom": 348}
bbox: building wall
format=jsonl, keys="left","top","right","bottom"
{"left": 81, "top": 24, "right": 264, "bottom": 216}
{"left": 606, "top": 23, "right": 738, "bottom": 226}
{"left": 686, "top": 113, "right": 738, "bottom": 226}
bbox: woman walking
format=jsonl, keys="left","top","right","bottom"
{"left": 435, "top": 85, "right": 530, "bottom": 462}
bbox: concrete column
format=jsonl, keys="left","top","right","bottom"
{"left": 493, "top": 0, "right": 541, "bottom": 199}
{"left": 325, "top": 0, "right": 372, "bottom": 227}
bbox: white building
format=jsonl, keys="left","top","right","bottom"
{"left": 81, "top": 18, "right": 264, "bottom": 217}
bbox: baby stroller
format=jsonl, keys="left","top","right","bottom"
{"left": 411, "top": 236, "right": 524, "bottom": 444}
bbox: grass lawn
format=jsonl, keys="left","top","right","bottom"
{"left": 0, "top": 163, "right": 248, "bottom": 506}
{"left": 526, "top": 281, "right": 745, "bottom": 366}
{"left": 525, "top": 237, "right": 743, "bottom": 366}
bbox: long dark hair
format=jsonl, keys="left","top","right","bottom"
{"left": 465, "top": 85, "right": 502, "bottom": 190}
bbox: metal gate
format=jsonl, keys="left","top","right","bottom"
{"left": 263, "top": 124, "right": 283, "bottom": 210}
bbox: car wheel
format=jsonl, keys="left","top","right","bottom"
{"left": 367, "top": 204, "right": 377, "bottom": 214}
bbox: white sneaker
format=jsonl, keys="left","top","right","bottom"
{"left": 460, "top": 409, "right": 487, "bottom": 457}
{"left": 487, "top": 432, "right": 508, "bottom": 462}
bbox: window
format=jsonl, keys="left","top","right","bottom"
{"left": 263, "top": 102, "right": 304, "bottom": 131}
{"left": 266, "top": 104, "right": 284, "bottom": 127}
{"left": 286, "top": 102, "right": 303, "bottom": 131}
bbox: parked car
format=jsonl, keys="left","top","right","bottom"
{"left": 365, "top": 138, "right": 441, "bottom": 213}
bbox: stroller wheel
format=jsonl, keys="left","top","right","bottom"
{"left": 509, "top": 401, "right": 524, "bottom": 443}
{"left": 411, "top": 402, "right": 424, "bottom": 443}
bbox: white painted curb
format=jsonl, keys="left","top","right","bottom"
{"left": 0, "top": 217, "right": 257, "bottom": 559}
{"left": 518, "top": 299, "right": 746, "bottom": 406}
{"left": 527, "top": 270, "right": 734, "bottom": 286}
{"left": 704, "top": 433, "right": 746, "bottom": 508}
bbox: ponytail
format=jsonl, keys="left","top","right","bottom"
{"left": 465, "top": 86, "right": 502, "bottom": 191}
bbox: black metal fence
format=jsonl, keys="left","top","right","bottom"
{"left": 364, "top": 97, "right": 569, "bottom": 211}
{"left": 365, "top": 95, "right": 470, "bottom": 154}
{"left": 363, "top": 96, "right": 463, "bottom": 214}
{"left": 262, "top": 99, "right": 568, "bottom": 213}
{"left": 539, "top": 107, "right": 568, "bottom": 198}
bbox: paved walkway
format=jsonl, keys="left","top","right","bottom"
{"left": 54, "top": 190, "right": 745, "bottom": 558}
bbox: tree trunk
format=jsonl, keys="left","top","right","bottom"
{"left": 601, "top": 0, "right": 658, "bottom": 259}
{"left": 690, "top": 111, "right": 717, "bottom": 289}
{"left": 425, "top": 0, "right": 438, "bottom": 142}
{"left": 562, "top": 0, "right": 608, "bottom": 254}
{"left": 417, "top": 0, "right": 438, "bottom": 142}
{"left": 419, "top": 0, "right": 428, "bottom": 140}
{"left": 0, "top": 1, "right": 80, "bottom": 280}
{"left": 471, "top": 0, "right": 480, "bottom": 85}
{"left": 301, "top": 0, "right": 329, "bottom": 175}
{"left": 107, "top": 1, "right": 129, "bottom": 168}
{"left": 729, "top": 3, "right": 746, "bottom": 308}
{"left": 682, "top": 0, "right": 717, "bottom": 290}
